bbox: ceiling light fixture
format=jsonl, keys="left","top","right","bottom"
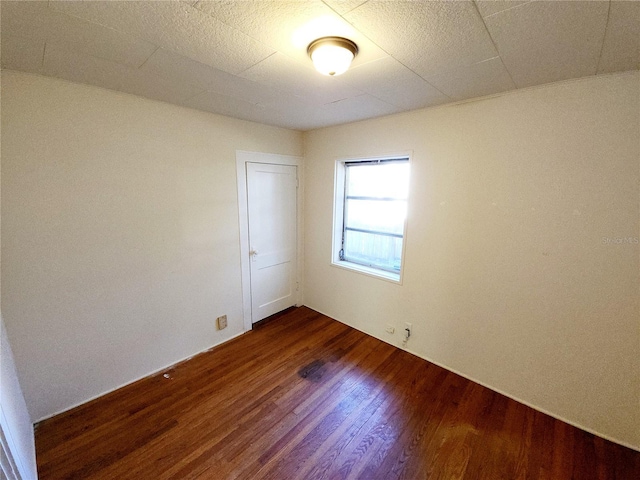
{"left": 307, "top": 36, "right": 358, "bottom": 76}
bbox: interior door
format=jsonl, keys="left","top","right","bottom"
{"left": 246, "top": 162, "right": 297, "bottom": 323}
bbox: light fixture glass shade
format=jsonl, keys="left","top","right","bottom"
{"left": 308, "top": 37, "right": 358, "bottom": 76}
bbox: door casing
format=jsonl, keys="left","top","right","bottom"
{"left": 236, "top": 151, "right": 304, "bottom": 332}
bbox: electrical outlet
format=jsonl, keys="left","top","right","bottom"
{"left": 385, "top": 325, "right": 395, "bottom": 334}
{"left": 216, "top": 315, "right": 228, "bottom": 330}
{"left": 404, "top": 322, "right": 412, "bottom": 340}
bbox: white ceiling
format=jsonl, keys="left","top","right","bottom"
{"left": 1, "top": 1, "right": 638, "bottom": 131}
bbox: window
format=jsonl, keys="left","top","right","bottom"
{"left": 332, "top": 156, "right": 410, "bottom": 282}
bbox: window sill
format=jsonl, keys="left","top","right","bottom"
{"left": 331, "top": 260, "right": 402, "bottom": 284}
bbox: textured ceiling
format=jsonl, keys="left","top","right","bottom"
{"left": 1, "top": 1, "right": 638, "bottom": 131}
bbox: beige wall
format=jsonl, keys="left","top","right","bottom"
{"left": 1, "top": 71, "right": 302, "bottom": 421}
{"left": 1, "top": 66, "right": 38, "bottom": 480}
{"left": 2, "top": 68, "right": 638, "bottom": 450}
{"left": 303, "top": 72, "right": 639, "bottom": 449}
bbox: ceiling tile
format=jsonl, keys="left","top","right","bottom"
{"left": 2, "top": 1, "right": 157, "bottom": 68}
{"left": 205, "top": 20, "right": 281, "bottom": 74}
{"left": 181, "top": 89, "right": 347, "bottom": 131}
{"left": 141, "top": 48, "right": 285, "bottom": 105}
{"left": 484, "top": 1, "right": 609, "bottom": 87}
{"left": 321, "top": 0, "right": 369, "bottom": 16}
{"left": 319, "top": 93, "right": 401, "bottom": 119}
{"left": 49, "top": 0, "right": 274, "bottom": 74}
{"left": 205, "top": 75, "right": 285, "bottom": 107}
{"left": 194, "top": 0, "right": 387, "bottom": 71}
{"left": 43, "top": 43, "right": 205, "bottom": 106}
{"left": 255, "top": 92, "right": 401, "bottom": 130}
{"left": 227, "top": 91, "right": 318, "bottom": 129}
{"left": 344, "top": 0, "right": 498, "bottom": 77}
{"left": 1, "top": 34, "right": 45, "bottom": 74}
{"left": 341, "top": 56, "right": 450, "bottom": 110}
{"left": 475, "top": 0, "right": 531, "bottom": 18}
{"left": 597, "top": 0, "right": 640, "bottom": 74}
{"left": 425, "top": 57, "right": 516, "bottom": 101}
{"left": 140, "top": 48, "right": 231, "bottom": 91}
{"left": 3, "top": 0, "right": 637, "bottom": 132}
{"left": 240, "top": 52, "right": 364, "bottom": 105}
{"left": 305, "top": 93, "right": 401, "bottom": 129}
{"left": 180, "top": 90, "right": 271, "bottom": 124}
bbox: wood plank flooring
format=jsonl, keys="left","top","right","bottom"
{"left": 35, "top": 307, "right": 640, "bottom": 479}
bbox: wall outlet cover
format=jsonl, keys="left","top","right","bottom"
{"left": 217, "top": 315, "right": 228, "bottom": 330}
{"left": 404, "top": 322, "right": 412, "bottom": 339}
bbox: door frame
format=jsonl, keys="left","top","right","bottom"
{"left": 236, "top": 150, "right": 304, "bottom": 332}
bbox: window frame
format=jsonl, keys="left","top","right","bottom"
{"left": 331, "top": 153, "right": 411, "bottom": 284}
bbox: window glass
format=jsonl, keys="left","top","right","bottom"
{"left": 346, "top": 162, "right": 409, "bottom": 199}
{"left": 343, "top": 230, "right": 404, "bottom": 273}
{"left": 339, "top": 159, "right": 409, "bottom": 276}
{"left": 344, "top": 199, "right": 406, "bottom": 235}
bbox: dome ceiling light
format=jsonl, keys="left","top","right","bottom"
{"left": 307, "top": 36, "right": 358, "bottom": 76}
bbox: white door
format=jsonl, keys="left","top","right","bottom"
{"left": 246, "top": 162, "right": 297, "bottom": 323}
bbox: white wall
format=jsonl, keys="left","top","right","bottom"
{"left": 1, "top": 71, "right": 302, "bottom": 422}
{"left": 1, "top": 66, "right": 38, "bottom": 479}
{"left": 303, "top": 72, "right": 640, "bottom": 449}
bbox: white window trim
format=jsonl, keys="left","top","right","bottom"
{"left": 331, "top": 153, "right": 411, "bottom": 285}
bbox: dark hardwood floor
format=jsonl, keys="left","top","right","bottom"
{"left": 35, "top": 307, "right": 639, "bottom": 479}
